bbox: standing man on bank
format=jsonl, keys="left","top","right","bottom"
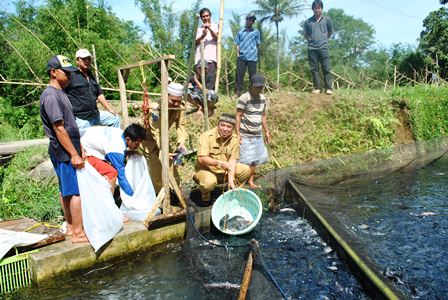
{"left": 66, "top": 48, "right": 120, "bottom": 134}
{"left": 195, "top": 7, "right": 219, "bottom": 90}
{"left": 234, "top": 13, "right": 261, "bottom": 97}
{"left": 304, "top": 0, "right": 333, "bottom": 95}
{"left": 140, "top": 82, "right": 187, "bottom": 195}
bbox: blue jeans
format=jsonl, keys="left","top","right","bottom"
{"left": 76, "top": 111, "right": 121, "bottom": 136}
{"left": 308, "top": 48, "right": 332, "bottom": 90}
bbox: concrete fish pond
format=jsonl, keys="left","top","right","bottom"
{"left": 294, "top": 156, "right": 448, "bottom": 299}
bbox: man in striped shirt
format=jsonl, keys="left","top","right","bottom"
{"left": 234, "top": 13, "right": 261, "bottom": 97}
{"left": 236, "top": 74, "right": 271, "bottom": 188}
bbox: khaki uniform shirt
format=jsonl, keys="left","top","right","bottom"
{"left": 196, "top": 127, "right": 239, "bottom": 174}
{"left": 143, "top": 103, "right": 187, "bottom": 154}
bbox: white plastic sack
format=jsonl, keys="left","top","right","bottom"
{"left": 120, "top": 155, "right": 160, "bottom": 221}
{"left": 77, "top": 163, "right": 123, "bottom": 252}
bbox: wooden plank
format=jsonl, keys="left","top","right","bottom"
{"left": 160, "top": 60, "right": 171, "bottom": 212}
{"left": 118, "top": 55, "right": 175, "bottom": 71}
{"left": 0, "top": 218, "right": 65, "bottom": 251}
{"left": 0, "top": 139, "right": 48, "bottom": 155}
{"left": 145, "top": 209, "right": 186, "bottom": 229}
{"left": 143, "top": 187, "right": 166, "bottom": 227}
{"left": 237, "top": 250, "right": 254, "bottom": 300}
{"left": 169, "top": 173, "right": 187, "bottom": 209}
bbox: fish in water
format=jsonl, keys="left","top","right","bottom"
{"left": 219, "top": 214, "right": 252, "bottom": 232}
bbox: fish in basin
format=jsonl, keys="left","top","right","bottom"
{"left": 219, "top": 214, "right": 253, "bottom": 232}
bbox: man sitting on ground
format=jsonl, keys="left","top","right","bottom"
{"left": 193, "top": 113, "right": 251, "bottom": 204}
{"left": 81, "top": 124, "right": 147, "bottom": 196}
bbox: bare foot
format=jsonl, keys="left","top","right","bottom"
{"left": 123, "top": 216, "right": 129, "bottom": 223}
{"left": 66, "top": 224, "right": 73, "bottom": 236}
{"left": 249, "top": 182, "right": 261, "bottom": 189}
{"left": 71, "top": 233, "right": 89, "bottom": 243}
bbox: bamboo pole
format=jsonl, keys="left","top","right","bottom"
{"left": 237, "top": 251, "right": 254, "bottom": 300}
{"left": 201, "top": 40, "right": 210, "bottom": 131}
{"left": 160, "top": 59, "right": 171, "bottom": 213}
{"left": 11, "top": 16, "right": 54, "bottom": 55}
{"left": 183, "top": 14, "right": 200, "bottom": 102}
{"left": 214, "top": 0, "right": 224, "bottom": 91}
{"left": 117, "top": 69, "right": 129, "bottom": 127}
{"left": 0, "top": 33, "right": 42, "bottom": 84}
{"left": 91, "top": 44, "right": 100, "bottom": 84}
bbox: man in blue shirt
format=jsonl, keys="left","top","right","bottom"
{"left": 234, "top": 13, "right": 261, "bottom": 97}
{"left": 81, "top": 124, "right": 148, "bottom": 196}
{"left": 304, "top": 0, "right": 333, "bottom": 95}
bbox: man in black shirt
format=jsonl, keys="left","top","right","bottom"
{"left": 66, "top": 48, "right": 120, "bottom": 135}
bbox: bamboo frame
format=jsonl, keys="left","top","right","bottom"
{"left": 117, "top": 55, "right": 175, "bottom": 219}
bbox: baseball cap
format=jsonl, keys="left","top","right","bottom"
{"left": 251, "top": 74, "right": 265, "bottom": 87}
{"left": 46, "top": 55, "right": 77, "bottom": 72}
{"left": 75, "top": 48, "right": 92, "bottom": 58}
{"left": 246, "top": 12, "right": 257, "bottom": 20}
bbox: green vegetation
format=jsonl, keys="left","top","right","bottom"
{"left": 1, "top": 85, "right": 448, "bottom": 222}
{"left": 0, "top": 145, "right": 60, "bottom": 222}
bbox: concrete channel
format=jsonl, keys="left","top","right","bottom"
{"left": 29, "top": 207, "right": 211, "bottom": 285}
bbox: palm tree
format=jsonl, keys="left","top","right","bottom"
{"left": 253, "top": 0, "right": 306, "bottom": 87}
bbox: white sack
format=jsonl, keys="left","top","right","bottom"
{"left": 77, "top": 163, "right": 123, "bottom": 252}
{"left": 120, "top": 155, "right": 160, "bottom": 221}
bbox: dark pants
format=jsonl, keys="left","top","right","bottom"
{"left": 308, "top": 48, "right": 332, "bottom": 90}
{"left": 205, "top": 61, "right": 217, "bottom": 90}
{"left": 236, "top": 58, "right": 257, "bottom": 96}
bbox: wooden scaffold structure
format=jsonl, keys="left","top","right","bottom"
{"left": 116, "top": 55, "right": 188, "bottom": 228}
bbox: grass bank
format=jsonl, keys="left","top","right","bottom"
{"left": 1, "top": 85, "right": 448, "bottom": 221}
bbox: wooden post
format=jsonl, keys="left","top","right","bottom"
{"left": 214, "top": 0, "right": 224, "bottom": 92}
{"left": 91, "top": 44, "right": 99, "bottom": 84}
{"left": 160, "top": 60, "right": 171, "bottom": 212}
{"left": 117, "top": 69, "right": 129, "bottom": 127}
{"left": 143, "top": 187, "right": 166, "bottom": 227}
{"left": 237, "top": 251, "right": 254, "bottom": 300}
{"left": 200, "top": 40, "right": 210, "bottom": 131}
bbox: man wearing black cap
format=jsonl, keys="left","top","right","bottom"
{"left": 40, "top": 55, "right": 88, "bottom": 243}
{"left": 193, "top": 113, "right": 251, "bottom": 203}
{"left": 236, "top": 74, "right": 271, "bottom": 188}
{"left": 234, "top": 12, "right": 261, "bottom": 97}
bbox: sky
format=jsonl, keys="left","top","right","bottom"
{"left": 2, "top": 0, "right": 444, "bottom": 48}
{"left": 107, "top": 0, "right": 443, "bottom": 49}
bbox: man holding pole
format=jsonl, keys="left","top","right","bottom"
{"left": 195, "top": 7, "right": 219, "bottom": 90}
{"left": 140, "top": 82, "right": 187, "bottom": 195}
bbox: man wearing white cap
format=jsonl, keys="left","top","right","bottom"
{"left": 140, "top": 82, "right": 187, "bottom": 194}
{"left": 65, "top": 48, "right": 120, "bottom": 135}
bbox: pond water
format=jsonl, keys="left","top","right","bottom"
{"left": 300, "top": 156, "right": 448, "bottom": 298}
{"left": 15, "top": 209, "right": 368, "bottom": 299}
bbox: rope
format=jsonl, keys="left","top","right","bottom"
{"left": 256, "top": 250, "right": 289, "bottom": 299}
